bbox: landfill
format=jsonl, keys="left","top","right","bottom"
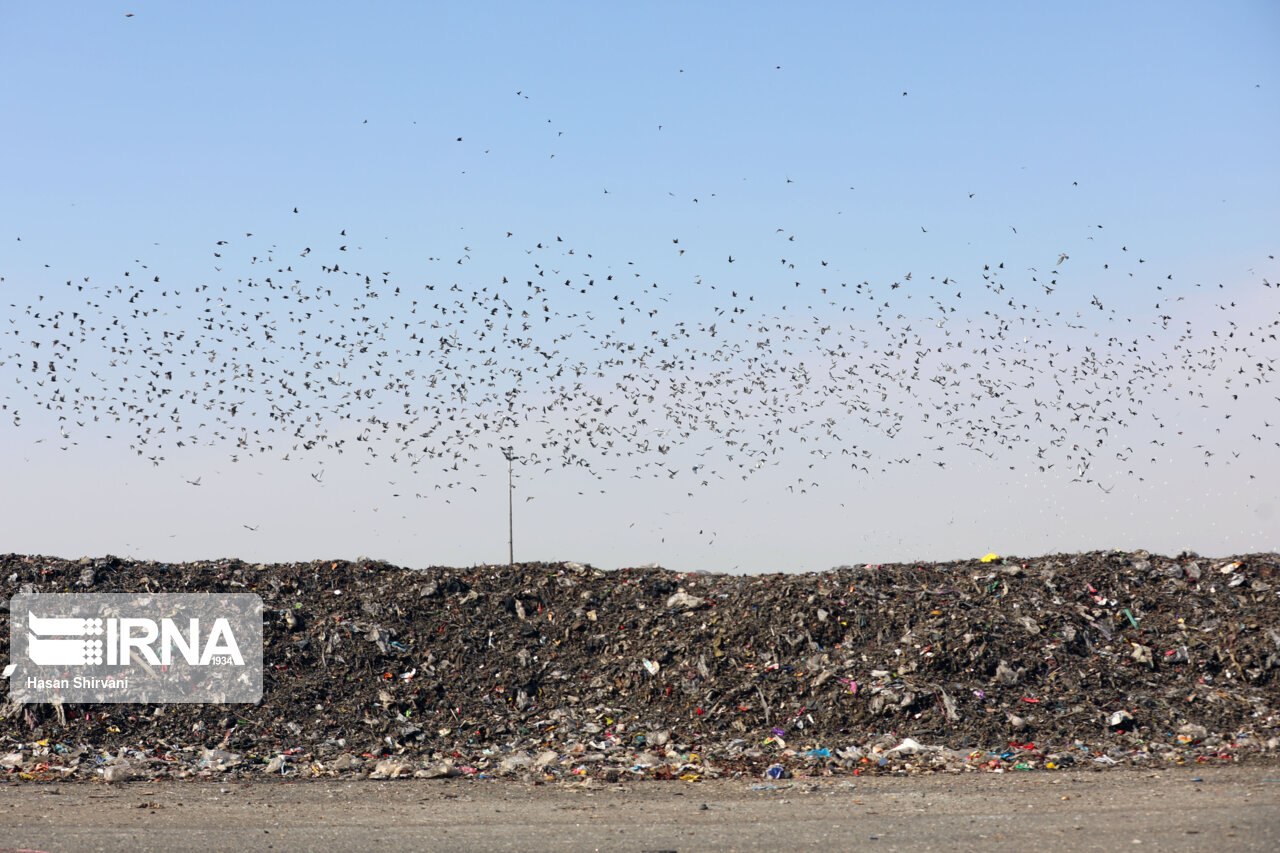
{"left": 2, "top": 549, "right": 1278, "bottom": 782}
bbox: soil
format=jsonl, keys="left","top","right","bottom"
{"left": 0, "top": 766, "right": 1277, "bottom": 853}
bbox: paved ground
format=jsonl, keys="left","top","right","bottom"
{"left": 0, "top": 764, "right": 1277, "bottom": 852}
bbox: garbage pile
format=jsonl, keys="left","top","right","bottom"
{"left": 2, "top": 550, "right": 1278, "bottom": 782}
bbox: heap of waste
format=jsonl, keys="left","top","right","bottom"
{"left": 2, "top": 550, "right": 1278, "bottom": 782}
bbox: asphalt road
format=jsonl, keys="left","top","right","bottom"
{"left": 1, "top": 764, "right": 1277, "bottom": 852}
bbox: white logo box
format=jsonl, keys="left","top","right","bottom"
{"left": 9, "top": 593, "right": 262, "bottom": 704}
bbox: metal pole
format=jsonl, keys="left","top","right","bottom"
{"left": 507, "top": 453, "right": 514, "bottom": 565}
{"left": 501, "top": 446, "right": 515, "bottom": 565}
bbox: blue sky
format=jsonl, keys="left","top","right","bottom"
{"left": 2, "top": 2, "right": 1278, "bottom": 571}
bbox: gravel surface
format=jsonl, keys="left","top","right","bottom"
{"left": 0, "top": 765, "right": 1277, "bottom": 852}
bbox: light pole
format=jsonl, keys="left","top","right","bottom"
{"left": 501, "top": 446, "right": 516, "bottom": 565}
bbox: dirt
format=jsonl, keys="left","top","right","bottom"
{"left": 0, "top": 766, "right": 1277, "bottom": 853}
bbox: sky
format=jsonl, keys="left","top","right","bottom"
{"left": 1, "top": 1, "right": 1278, "bottom": 573}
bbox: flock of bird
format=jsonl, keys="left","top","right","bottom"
{"left": 3, "top": 213, "right": 1277, "bottom": 501}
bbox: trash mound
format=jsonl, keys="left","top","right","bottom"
{"left": 2, "top": 550, "right": 1279, "bottom": 782}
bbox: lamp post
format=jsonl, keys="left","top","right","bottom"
{"left": 501, "top": 446, "right": 516, "bottom": 565}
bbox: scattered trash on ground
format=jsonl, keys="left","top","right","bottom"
{"left": 2, "top": 549, "right": 1277, "bottom": 781}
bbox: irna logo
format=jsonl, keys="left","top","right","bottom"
{"left": 9, "top": 592, "right": 262, "bottom": 704}
{"left": 26, "top": 611, "right": 245, "bottom": 667}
